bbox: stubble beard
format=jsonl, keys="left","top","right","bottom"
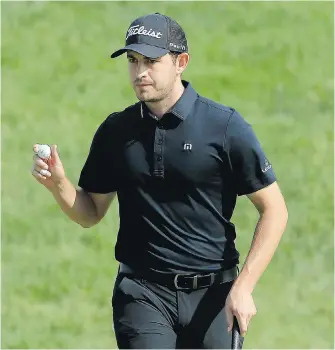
{"left": 137, "top": 80, "right": 176, "bottom": 103}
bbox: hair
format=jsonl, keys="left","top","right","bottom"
{"left": 169, "top": 51, "right": 179, "bottom": 64}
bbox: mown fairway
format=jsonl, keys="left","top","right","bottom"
{"left": 1, "top": 1, "right": 334, "bottom": 348}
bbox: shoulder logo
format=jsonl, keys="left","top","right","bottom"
{"left": 262, "top": 158, "right": 272, "bottom": 173}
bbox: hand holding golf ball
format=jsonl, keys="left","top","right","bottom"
{"left": 32, "top": 143, "right": 65, "bottom": 188}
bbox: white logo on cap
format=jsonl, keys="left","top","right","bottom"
{"left": 169, "top": 43, "right": 186, "bottom": 50}
{"left": 126, "top": 25, "right": 162, "bottom": 40}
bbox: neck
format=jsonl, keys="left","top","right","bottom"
{"left": 145, "top": 80, "right": 185, "bottom": 118}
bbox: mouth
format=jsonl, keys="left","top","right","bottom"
{"left": 135, "top": 82, "right": 153, "bottom": 87}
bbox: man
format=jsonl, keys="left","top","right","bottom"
{"left": 31, "top": 12, "right": 288, "bottom": 349}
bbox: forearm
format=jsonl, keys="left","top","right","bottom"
{"left": 233, "top": 207, "right": 288, "bottom": 293}
{"left": 49, "top": 177, "right": 99, "bottom": 228}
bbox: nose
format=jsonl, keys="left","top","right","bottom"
{"left": 136, "top": 61, "right": 149, "bottom": 79}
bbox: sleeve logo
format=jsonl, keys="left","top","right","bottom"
{"left": 261, "top": 158, "right": 272, "bottom": 173}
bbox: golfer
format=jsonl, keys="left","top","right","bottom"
{"left": 31, "top": 13, "right": 288, "bottom": 349}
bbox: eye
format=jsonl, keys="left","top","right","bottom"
{"left": 127, "top": 57, "right": 136, "bottom": 63}
{"left": 147, "top": 59, "right": 158, "bottom": 64}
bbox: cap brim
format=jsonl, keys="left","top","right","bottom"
{"left": 111, "top": 43, "right": 169, "bottom": 59}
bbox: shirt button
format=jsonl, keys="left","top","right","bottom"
{"left": 158, "top": 139, "right": 163, "bottom": 145}
{"left": 158, "top": 124, "right": 164, "bottom": 129}
{"left": 157, "top": 155, "right": 162, "bottom": 161}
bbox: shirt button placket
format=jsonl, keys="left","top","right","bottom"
{"left": 153, "top": 124, "right": 165, "bottom": 178}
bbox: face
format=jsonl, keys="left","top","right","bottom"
{"left": 127, "top": 50, "right": 188, "bottom": 103}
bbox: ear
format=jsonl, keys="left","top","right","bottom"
{"left": 176, "top": 53, "right": 190, "bottom": 75}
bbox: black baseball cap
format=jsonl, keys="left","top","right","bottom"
{"left": 111, "top": 13, "right": 188, "bottom": 59}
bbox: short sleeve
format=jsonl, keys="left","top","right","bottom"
{"left": 225, "top": 110, "right": 277, "bottom": 196}
{"left": 78, "top": 116, "right": 121, "bottom": 193}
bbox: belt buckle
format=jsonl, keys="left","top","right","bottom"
{"left": 174, "top": 272, "right": 216, "bottom": 290}
{"left": 173, "top": 274, "right": 189, "bottom": 291}
{"left": 173, "top": 274, "right": 201, "bottom": 290}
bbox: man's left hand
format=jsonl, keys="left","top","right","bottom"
{"left": 225, "top": 284, "right": 257, "bottom": 337}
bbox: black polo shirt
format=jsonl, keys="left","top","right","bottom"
{"left": 78, "top": 81, "right": 276, "bottom": 274}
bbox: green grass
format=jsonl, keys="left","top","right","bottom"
{"left": 1, "top": 1, "right": 334, "bottom": 349}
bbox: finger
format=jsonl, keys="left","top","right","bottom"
{"left": 40, "top": 168, "right": 51, "bottom": 177}
{"left": 244, "top": 307, "right": 256, "bottom": 328}
{"left": 246, "top": 310, "right": 256, "bottom": 327}
{"left": 33, "top": 156, "right": 49, "bottom": 169}
{"left": 32, "top": 168, "right": 47, "bottom": 180}
{"left": 33, "top": 165, "right": 44, "bottom": 173}
{"left": 225, "top": 308, "right": 234, "bottom": 333}
{"left": 32, "top": 144, "right": 39, "bottom": 153}
{"left": 32, "top": 164, "right": 51, "bottom": 178}
{"left": 235, "top": 314, "right": 248, "bottom": 337}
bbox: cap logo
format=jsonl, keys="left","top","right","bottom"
{"left": 169, "top": 43, "right": 186, "bottom": 51}
{"left": 126, "top": 25, "right": 162, "bottom": 40}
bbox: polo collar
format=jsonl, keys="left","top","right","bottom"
{"left": 140, "top": 80, "right": 198, "bottom": 120}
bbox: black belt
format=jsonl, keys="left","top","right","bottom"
{"left": 119, "top": 263, "right": 238, "bottom": 291}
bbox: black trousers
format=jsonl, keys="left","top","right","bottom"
{"left": 112, "top": 272, "right": 235, "bottom": 349}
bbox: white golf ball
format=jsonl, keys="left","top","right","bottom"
{"left": 36, "top": 144, "right": 51, "bottom": 160}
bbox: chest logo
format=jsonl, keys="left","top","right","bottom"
{"left": 183, "top": 143, "right": 193, "bottom": 151}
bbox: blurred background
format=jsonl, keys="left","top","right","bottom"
{"left": 1, "top": 1, "right": 334, "bottom": 349}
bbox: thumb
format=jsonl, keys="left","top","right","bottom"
{"left": 50, "top": 144, "right": 61, "bottom": 165}
{"left": 225, "top": 307, "right": 234, "bottom": 333}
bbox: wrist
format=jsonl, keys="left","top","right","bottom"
{"left": 48, "top": 177, "right": 68, "bottom": 194}
{"left": 232, "top": 278, "right": 254, "bottom": 294}
{"left": 232, "top": 268, "right": 255, "bottom": 294}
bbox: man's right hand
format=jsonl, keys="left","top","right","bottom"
{"left": 31, "top": 144, "right": 66, "bottom": 190}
